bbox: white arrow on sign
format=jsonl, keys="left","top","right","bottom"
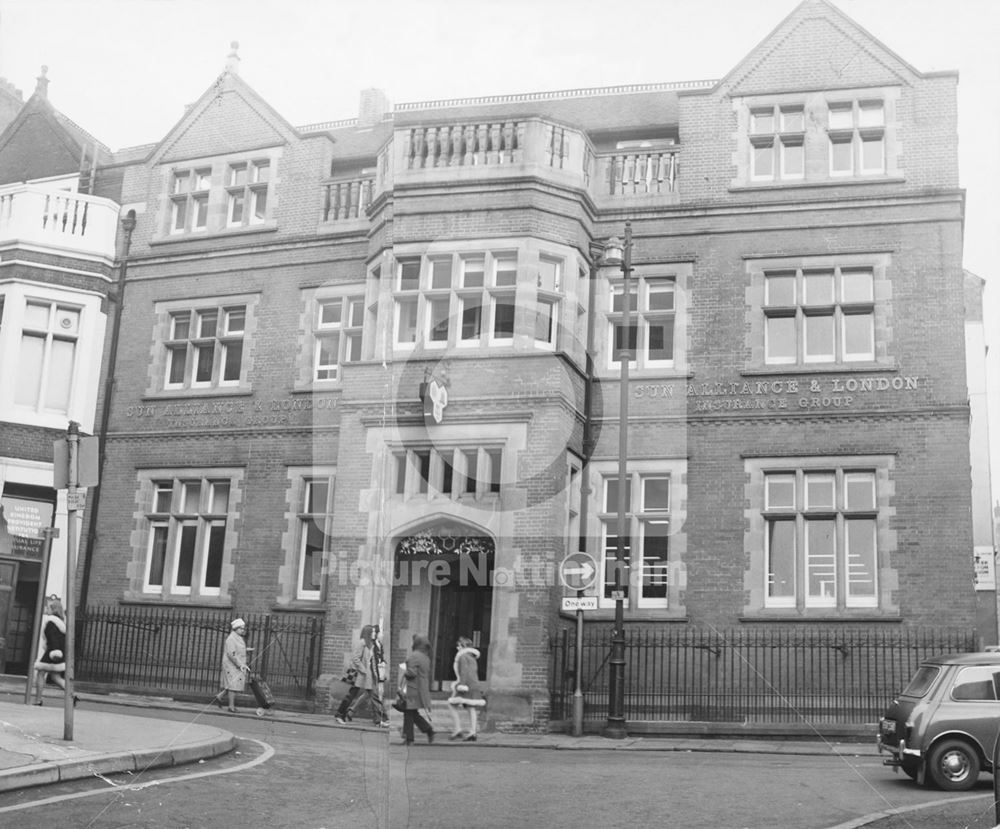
{"left": 559, "top": 553, "right": 599, "bottom": 590}
{"left": 563, "top": 562, "right": 595, "bottom": 581}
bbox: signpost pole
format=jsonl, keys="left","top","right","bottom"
{"left": 23, "top": 526, "right": 58, "bottom": 705}
{"left": 559, "top": 553, "right": 597, "bottom": 738}
{"left": 63, "top": 422, "right": 80, "bottom": 741}
{"left": 572, "top": 588, "right": 585, "bottom": 737}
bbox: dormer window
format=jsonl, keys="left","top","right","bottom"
{"left": 737, "top": 91, "right": 895, "bottom": 188}
{"left": 750, "top": 105, "right": 804, "bottom": 181}
{"left": 170, "top": 168, "right": 211, "bottom": 233}
{"left": 162, "top": 154, "right": 277, "bottom": 238}
{"left": 828, "top": 100, "right": 884, "bottom": 176}
{"left": 227, "top": 160, "right": 269, "bottom": 226}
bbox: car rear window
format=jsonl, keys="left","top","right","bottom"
{"left": 902, "top": 665, "right": 940, "bottom": 697}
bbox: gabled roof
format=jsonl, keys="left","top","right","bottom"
{"left": 144, "top": 67, "right": 330, "bottom": 166}
{"left": 715, "top": 0, "right": 940, "bottom": 96}
{"left": 0, "top": 81, "right": 112, "bottom": 186}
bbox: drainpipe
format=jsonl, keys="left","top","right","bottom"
{"left": 570, "top": 244, "right": 602, "bottom": 737}
{"left": 579, "top": 246, "right": 601, "bottom": 541}
{"left": 78, "top": 210, "right": 136, "bottom": 616}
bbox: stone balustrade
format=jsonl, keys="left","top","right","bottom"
{"left": 321, "top": 177, "right": 374, "bottom": 222}
{"left": 325, "top": 123, "right": 681, "bottom": 221}
{"left": 403, "top": 121, "right": 525, "bottom": 168}
{"left": 596, "top": 148, "right": 680, "bottom": 196}
{"left": 0, "top": 184, "right": 119, "bottom": 258}
{"left": 392, "top": 119, "right": 589, "bottom": 181}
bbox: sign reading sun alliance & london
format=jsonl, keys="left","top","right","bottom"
{"left": 632, "top": 373, "right": 924, "bottom": 413}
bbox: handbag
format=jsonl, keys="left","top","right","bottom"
{"left": 341, "top": 667, "right": 359, "bottom": 685}
{"left": 392, "top": 691, "right": 407, "bottom": 712}
{"left": 375, "top": 660, "right": 388, "bottom": 683}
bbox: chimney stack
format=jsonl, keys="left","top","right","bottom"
{"left": 358, "top": 88, "right": 389, "bottom": 128}
{"left": 0, "top": 77, "right": 23, "bottom": 134}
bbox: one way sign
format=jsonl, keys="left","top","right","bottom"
{"left": 559, "top": 552, "right": 598, "bottom": 591}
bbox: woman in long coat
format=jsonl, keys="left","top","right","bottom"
{"left": 33, "top": 596, "right": 70, "bottom": 705}
{"left": 214, "top": 618, "right": 249, "bottom": 712}
{"left": 402, "top": 634, "right": 434, "bottom": 745}
{"left": 446, "top": 636, "right": 485, "bottom": 741}
{"left": 336, "top": 624, "right": 382, "bottom": 724}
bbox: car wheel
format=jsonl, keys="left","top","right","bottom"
{"left": 928, "top": 739, "right": 980, "bottom": 791}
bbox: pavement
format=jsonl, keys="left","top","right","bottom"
{"left": 0, "top": 676, "right": 992, "bottom": 828}
{"left": 0, "top": 691, "right": 235, "bottom": 794}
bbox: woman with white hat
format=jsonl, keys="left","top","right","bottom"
{"left": 214, "top": 618, "right": 249, "bottom": 713}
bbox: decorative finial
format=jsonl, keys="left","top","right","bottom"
{"left": 35, "top": 65, "right": 50, "bottom": 100}
{"left": 225, "top": 41, "right": 240, "bottom": 75}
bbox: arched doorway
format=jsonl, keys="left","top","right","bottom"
{"left": 393, "top": 525, "right": 494, "bottom": 689}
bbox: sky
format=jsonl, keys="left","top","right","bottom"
{"left": 1, "top": 0, "right": 998, "bottom": 506}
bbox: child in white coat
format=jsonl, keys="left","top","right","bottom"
{"left": 446, "top": 636, "right": 486, "bottom": 741}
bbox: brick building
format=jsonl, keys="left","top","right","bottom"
{"left": 68, "top": 0, "right": 992, "bottom": 727}
{"left": 0, "top": 68, "right": 121, "bottom": 672}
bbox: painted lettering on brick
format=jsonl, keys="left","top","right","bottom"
{"left": 122, "top": 396, "right": 338, "bottom": 428}
{"left": 634, "top": 374, "right": 921, "bottom": 411}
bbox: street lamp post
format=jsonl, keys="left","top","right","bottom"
{"left": 601, "top": 221, "right": 632, "bottom": 740}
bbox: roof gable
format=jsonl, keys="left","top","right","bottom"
{"left": 0, "top": 94, "right": 99, "bottom": 185}
{"left": 719, "top": 0, "right": 921, "bottom": 96}
{"left": 150, "top": 71, "right": 301, "bottom": 164}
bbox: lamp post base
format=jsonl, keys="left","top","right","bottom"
{"left": 601, "top": 718, "right": 627, "bottom": 740}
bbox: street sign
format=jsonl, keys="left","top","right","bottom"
{"left": 559, "top": 552, "right": 598, "bottom": 591}
{"left": 561, "top": 596, "right": 598, "bottom": 612}
{"left": 53, "top": 435, "right": 99, "bottom": 489}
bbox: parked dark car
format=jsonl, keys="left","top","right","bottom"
{"left": 878, "top": 651, "right": 1000, "bottom": 791}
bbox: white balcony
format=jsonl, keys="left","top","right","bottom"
{"left": 0, "top": 184, "right": 120, "bottom": 260}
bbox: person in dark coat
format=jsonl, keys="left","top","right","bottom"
{"left": 446, "top": 636, "right": 486, "bottom": 741}
{"left": 33, "top": 595, "right": 72, "bottom": 705}
{"left": 402, "top": 634, "right": 434, "bottom": 745}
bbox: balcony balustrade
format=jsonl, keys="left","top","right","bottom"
{"left": 597, "top": 147, "right": 679, "bottom": 196}
{"left": 0, "top": 184, "right": 119, "bottom": 259}
{"left": 321, "top": 177, "right": 374, "bottom": 222}
{"left": 391, "top": 119, "right": 586, "bottom": 187}
{"left": 404, "top": 121, "right": 526, "bottom": 169}
{"left": 321, "top": 122, "right": 681, "bottom": 223}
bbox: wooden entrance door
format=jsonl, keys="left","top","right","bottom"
{"left": 431, "top": 563, "right": 492, "bottom": 686}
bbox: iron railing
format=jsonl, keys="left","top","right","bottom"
{"left": 550, "top": 626, "right": 978, "bottom": 724}
{"left": 76, "top": 606, "right": 324, "bottom": 702}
